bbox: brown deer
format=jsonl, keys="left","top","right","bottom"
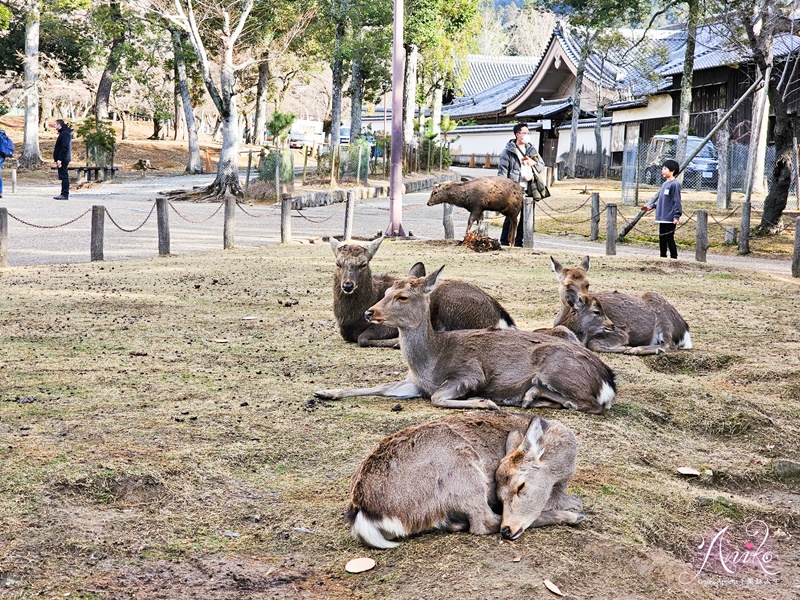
{"left": 348, "top": 412, "right": 583, "bottom": 548}
{"left": 331, "top": 237, "right": 515, "bottom": 348}
{"left": 549, "top": 256, "right": 692, "bottom": 355}
{"left": 550, "top": 255, "right": 591, "bottom": 301}
{"left": 316, "top": 267, "right": 616, "bottom": 413}
{"left": 426, "top": 177, "right": 523, "bottom": 242}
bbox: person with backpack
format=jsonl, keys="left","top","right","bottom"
{"left": 0, "top": 127, "right": 14, "bottom": 199}
{"left": 52, "top": 119, "right": 72, "bottom": 200}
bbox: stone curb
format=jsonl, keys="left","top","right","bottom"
{"left": 291, "top": 171, "right": 460, "bottom": 210}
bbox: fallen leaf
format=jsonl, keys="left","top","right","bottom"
{"left": 677, "top": 467, "right": 700, "bottom": 476}
{"left": 543, "top": 579, "right": 563, "bottom": 596}
{"left": 345, "top": 557, "right": 375, "bottom": 573}
{"left": 210, "top": 339, "right": 229, "bottom": 344}
{"left": 511, "top": 555, "right": 522, "bottom": 563}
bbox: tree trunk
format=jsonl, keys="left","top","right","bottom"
{"left": 567, "top": 42, "right": 588, "bottom": 178}
{"left": 350, "top": 53, "right": 364, "bottom": 141}
{"left": 253, "top": 56, "right": 269, "bottom": 147}
{"left": 594, "top": 106, "right": 604, "bottom": 177}
{"left": 330, "top": 15, "right": 346, "bottom": 155}
{"left": 758, "top": 86, "right": 793, "bottom": 231}
{"left": 209, "top": 38, "right": 242, "bottom": 197}
{"left": 121, "top": 111, "right": 129, "bottom": 140}
{"left": 95, "top": 1, "right": 124, "bottom": 122}
{"left": 20, "top": 0, "right": 43, "bottom": 169}
{"left": 676, "top": 0, "right": 699, "bottom": 164}
{"left": 403, "top": 43, "right": 418, "bottom": 144}
{"left": 171, "top": 30, "right": 201, "bottom": 173}
{"left": 431, "top": 85, "right": 443, "bottom": 136}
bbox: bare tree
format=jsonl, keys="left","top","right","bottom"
{"left": 18, "top": 0, "right": 43, "bottom": 169}
{"left": 157, "top": 0, "right": 255, "bottom": 199}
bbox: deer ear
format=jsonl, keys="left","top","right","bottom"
{"left": 564, "top": 284, "right": 583, "bottom": 309}
{"left": 330, "top": 237, "right": 344, "bottom": 255}
{"left": 423, "top": 266, "right": 445, "bottom": 293}
{"left": 521, "top": 418, "right": 546, "bottom": 460}
{"left": 408, "top": 262, "right": 426, "bottom": 277}
{"left": 550, "top": 256, "right": 562, "bottom": 278}
{"left": 505, "top": 430, "right": 524, "bottom": 455}
{"left": 365, "top": 236, "right": 383, "bottom": 260}
{"left": 580, "top": 256, "right": 590, "bottom": 273}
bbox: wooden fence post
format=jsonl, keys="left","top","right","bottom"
{"left": 605, "top": 204, "right": 617, "bottom": 256}
{"left": 157, "top": 198, "right": 170, "bottom": 256}
{"left": 443, "top": 203, "right": 454, "bottom": 240}
{"left": 792, "top": 216, "right": 800, "bottom": 277}
{"left": 724, "top": 227, "right": 738, "bottom": 245}
{"left": 343, "top": 191, "right": 354, "bottom": 240}
{"left": 523, "top": 197, "right": 534, "bottom": 248}
{"left": 244, "top": 150, "right": 253, "bottom": 194}
{"left": 695, "top": 209, "right": 708, "bottom": 262}
{"left": 11, "top": 168, "right": 16, "bottom": 193}
{"left": 590, "top": 192, "right": 600, "bottom": 241}
{"left": 91, "top": 205, "right": 104, "bottom": 261}
{"left": 546, "top": 166, "right": 553, "bottom": 187}
{"left": 0, "top": 207, "right": 7, "bottom": 268}
{"left": 739, "top": 201, "right": 751, "bottom": 255}
{"left": 281, "top": 194, "right": 292, "bottom": 243}
{"left": 469, "top": 154, "right": 475, "bottom": 168}
{"left": 223, "top": 197, "right": 235, "bottom": 249}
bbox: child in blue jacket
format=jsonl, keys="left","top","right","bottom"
{"left": 644, "top": 159, "right": 682, "bottom": 258}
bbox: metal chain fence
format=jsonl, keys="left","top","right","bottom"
{"left": 622, "top": 140, "right": 800, "bottom": 212}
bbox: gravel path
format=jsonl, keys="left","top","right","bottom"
{"left": 0, "top": 169, "right": 794, "bottom": 278}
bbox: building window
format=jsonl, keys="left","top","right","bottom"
{"left": 692, "top": 83, "right": 727, "bottom": 114}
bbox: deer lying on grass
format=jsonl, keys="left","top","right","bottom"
{"left": 331, "top": 237, "right": 515, "bottom": 348}
{"left": 348, "top": 412, "right": 583, "bottom": 548}
{"left": 316, "top": 267, "right": 616, "bottom": 413}
{"left": 426, "top": 177, "right": 523, "bottom": 243}
{"left": 550, "top": 256, "right": 692, "bottom": 355}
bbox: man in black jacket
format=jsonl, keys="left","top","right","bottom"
{"left": 53, "top": 119, "right": 72, "bottom": 200}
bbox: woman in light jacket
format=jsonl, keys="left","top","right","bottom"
{"left": 497, "top": 122, "right": 545, "bottom": 246}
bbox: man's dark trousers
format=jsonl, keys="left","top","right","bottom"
{"left": 57, "top": 162, "right": 69, "bottom": 197}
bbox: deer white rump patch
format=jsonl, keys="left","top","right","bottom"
{"left": 679, "top": 331, "right": 693, "bottom": 349}
{"left": 597, "top": 381, "right": 616, "bottom": 409}
{"left": 351, "top": 512, "right": 404, "bottom": 549}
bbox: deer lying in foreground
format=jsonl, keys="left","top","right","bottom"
{"left": 426, "top": 177, "right": 523, "bottom": 243}
{"left": 550, "top": 256, "right": 692, "bottom": 355}
{"left": 348, "top": 412, "right": 583, "bottom": 548}
{"left": 332, "top": 237, "right": 515, "bottom": 348}
{"left": 316, "top": 267, "right": 616, "bottom": 413}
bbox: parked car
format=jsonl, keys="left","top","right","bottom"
{"left": 644, "top": 134, "right": 718, "bottom": 189}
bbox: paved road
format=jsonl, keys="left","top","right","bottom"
{"left": 0, "top": 169, "right": 795, "bottom": 278}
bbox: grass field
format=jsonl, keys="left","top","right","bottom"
{"left": 1, "top": 212, "right": 799, "bottom": 597}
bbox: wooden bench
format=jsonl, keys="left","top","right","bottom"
{"left": 51, "top": 166, "right": 122, "bottom": 183}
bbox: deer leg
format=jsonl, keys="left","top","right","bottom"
{"left": 430, "top": 376, "right": 499, "bottom": 410}
{"left": 357, "top": 325, "right": 400, "bottom": 349}
{"left": 546, "top": 481, "right": 583, "bottom": 513}
{"left": 530, "top": 510, "right": 585, "bottom": 528}
{"left": 622, "top": 345, "right": 667, "bottom": 355}
{"left": 522, "top": 381, "right": 586, "bottom": 412}
{"left": 314, "top": 378, "right": 421, "bottom": 400}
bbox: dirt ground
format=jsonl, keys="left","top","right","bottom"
{"left": 0, "top": 241, "right": 798, "bottom": 599}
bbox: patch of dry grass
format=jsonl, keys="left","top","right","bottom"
{"left": 0, "top": 243, "right": 798, "bottom": 598}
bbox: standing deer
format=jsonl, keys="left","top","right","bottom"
{"left": 331, "top": 237, "right": 515, "bottom": 348}
{"left": 316, "top": 267, "right": 616, "bottom": 413}
{"left": 549, "top": 256, "right": 692, "bottom": 355}
{"left": 348, "top": 412, "right": 583, "bottom": 548}
{"left": 426, "top": 177, "right": 523, "bottom": 242}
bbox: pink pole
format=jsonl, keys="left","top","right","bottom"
{"left": 386, "top": 0, "right": 406, "bottom": 237}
